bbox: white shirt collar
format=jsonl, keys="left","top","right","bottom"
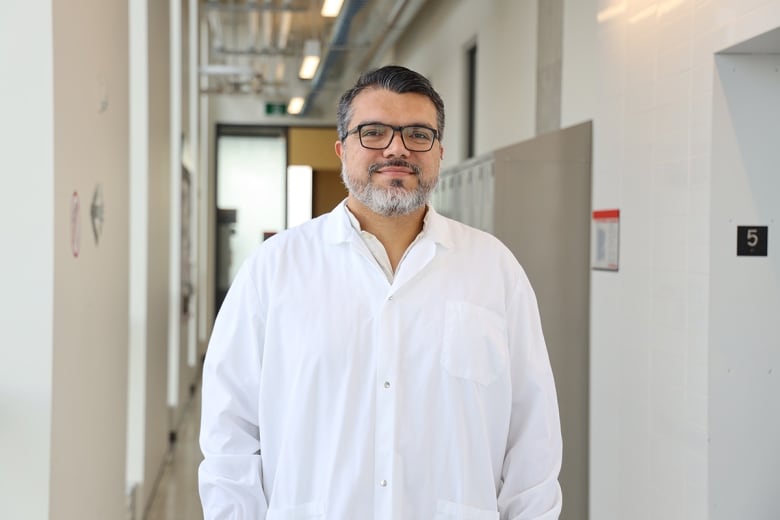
{"left": 324, "top": 199, "right": 453, "bottom": 249}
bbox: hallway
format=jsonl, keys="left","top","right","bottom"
{"left": 145, "top": 391, "right": 203, "bottom": 520}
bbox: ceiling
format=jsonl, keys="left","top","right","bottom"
{"left": 199, "top": 0, "right": 428, "bottom": 118}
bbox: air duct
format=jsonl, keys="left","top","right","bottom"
{"left": 300, "top": 0, "right": 368, "bottom": 115}
{"left": 300, "top": 0, "right": 427, "bottom": 116}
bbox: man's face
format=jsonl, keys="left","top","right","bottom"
{"left": 335, "top": 88, "right": 444, "bottom": 217}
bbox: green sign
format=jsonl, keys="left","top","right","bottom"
{"left": 265, "top": 102, "right": 287, "bottom": 115}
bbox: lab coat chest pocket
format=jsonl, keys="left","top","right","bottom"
{"left": 441, "top": 301, "right": 508, "bottom": 386}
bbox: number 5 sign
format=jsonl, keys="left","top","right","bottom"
{"left": 737, "top": 226, "right": 768, "bottom": 256}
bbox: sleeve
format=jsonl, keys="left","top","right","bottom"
{"left": 198, "top": 258, "right": 269, "bottom": 519}
{"left": 497, "top": 272, "right": 563, "bottom": 520}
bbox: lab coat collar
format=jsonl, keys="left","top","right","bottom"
{"left": 324, "top": 199, "right": 454, "bottom": 249}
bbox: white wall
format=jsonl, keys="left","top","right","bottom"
{"left": 396, "top": 0, "right": 539, "bottom": 166}
{"left": 127, "top": 0, "right": 150, "bottom": 508}
{"left": 0, "top": 1, "right": 55, "bottom": 518}
{"left": 590, "top": 2, "right": 780, "bottom": 519}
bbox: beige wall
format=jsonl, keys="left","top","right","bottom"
{"left": 289, "top": 127, "right": 345, "bottom": 216}
{"left": 49, "top": 0, "right": 130, "bottom": 518}
{"left": 288, "top": 127, "right": 341, "bottom": 170}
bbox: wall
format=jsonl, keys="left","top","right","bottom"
{"left": 396, "top": 0, "right": 539, "bottom": 165}
{"left": 288, "top": 127, "right": 341, "bottom": 170}
{"left": 49, "top": 0, "right": 130, "bottom": 518}
{"left": 589, "top": 2, "right": 780, "bottom": 519}
{"left": 0, "top": 1, "right": 55, "bottom": 518}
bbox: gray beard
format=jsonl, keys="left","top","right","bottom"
{"left": 341, "top": 166, "right": 438, "bottom": 217}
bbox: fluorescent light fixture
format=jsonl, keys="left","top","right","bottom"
{"left": 287, "top": 96, "right": 305, "bottom": 115}
{"left": 298, "top": 39, "right": 321, "bottom": 79}
{"left": 277, "top": 10, "right": 292, "bottom": 49}
{"left": 262, "top": 8, "right": 273, "bottom": 49}
{"left": 321, "top": 0, "right": 344, "bottom": 17}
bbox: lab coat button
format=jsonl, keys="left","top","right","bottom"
{"left": 384, "top": 381, "right": 391, "bottom": 389}
{"left": 380, "top": 479, "right": 388, "bottom": 487}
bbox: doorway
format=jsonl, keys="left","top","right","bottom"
{"left": 215, "top": 125, "right": 287, "bottom": 313}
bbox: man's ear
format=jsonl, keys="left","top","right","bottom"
{"left": 335, "top": 140, "right": 344, "bottom": 160}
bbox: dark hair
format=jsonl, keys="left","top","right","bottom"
{"left": 336, "top": 65, "right": 445, "bottom": 142}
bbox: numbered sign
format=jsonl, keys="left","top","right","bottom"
{"left": 736, "top": 226, "right": 768, "bottom": 256}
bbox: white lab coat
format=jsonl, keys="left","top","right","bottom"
{"left": 199, "top": 201, "right": 562, "bottom": 520}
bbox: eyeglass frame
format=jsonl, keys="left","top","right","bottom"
{"left": 341, "top": 123, "right": 440, "bottom": 152}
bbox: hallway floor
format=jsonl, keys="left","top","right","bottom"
{"left": 146, "top": 390, "right": 204, "bottom": 520}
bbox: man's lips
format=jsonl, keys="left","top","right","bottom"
{"left": 375, "top": 167, "right": 413, "bottom": 177}
{"left": 368, "top": 161, "right": 421, "bottom": 177}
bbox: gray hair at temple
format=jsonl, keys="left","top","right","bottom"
{"left": 336, "top": 65, "right": 445, "bottom": 143}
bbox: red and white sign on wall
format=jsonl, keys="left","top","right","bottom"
{"left": 592, "top": 209, "right": 619, "bottom": 271}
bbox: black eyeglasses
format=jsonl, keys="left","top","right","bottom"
{"left": 343, "top": 123, "right": 439, "bottom": 152}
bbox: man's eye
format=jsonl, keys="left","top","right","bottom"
{"left": 409, "top": 129, "right": 433, "bottom": 141}
{"left": 361, "top": 126, "right": 387, "bottom": 137}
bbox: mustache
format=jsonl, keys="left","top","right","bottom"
{"left": 367, "top": 159, "right": 421, "bottom": 177}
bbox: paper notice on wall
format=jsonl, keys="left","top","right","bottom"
{"left": 592, "top": 209, "right": 619, "bottom": 271}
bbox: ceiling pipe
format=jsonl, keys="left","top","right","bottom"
{"left": 300, "top": 0, "right": 427, "bottom": 116}
{"left": 300, "top": 0, "right": 368, "bottom": 115}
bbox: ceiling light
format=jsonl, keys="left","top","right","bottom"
{"left": 277, "top": 10, "right": 292, "bottom": 49}
{"left": 287, "top": 96, "right": 305, "bottom": 115}
{"left": 298, "top": 39, "right": 321, "bottom": 79}
{"left": 321, "top": 0, "right": 344, "bottom": 17}
{"left": 261, "top": 5, "right": 273, "bottom": 50}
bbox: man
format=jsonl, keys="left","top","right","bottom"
{"left": 199, "top": 65, "right": 562, "bottom": 519}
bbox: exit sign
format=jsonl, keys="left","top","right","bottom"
{"left": 265, "top": 102, "right": 287, "bottom": 115}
